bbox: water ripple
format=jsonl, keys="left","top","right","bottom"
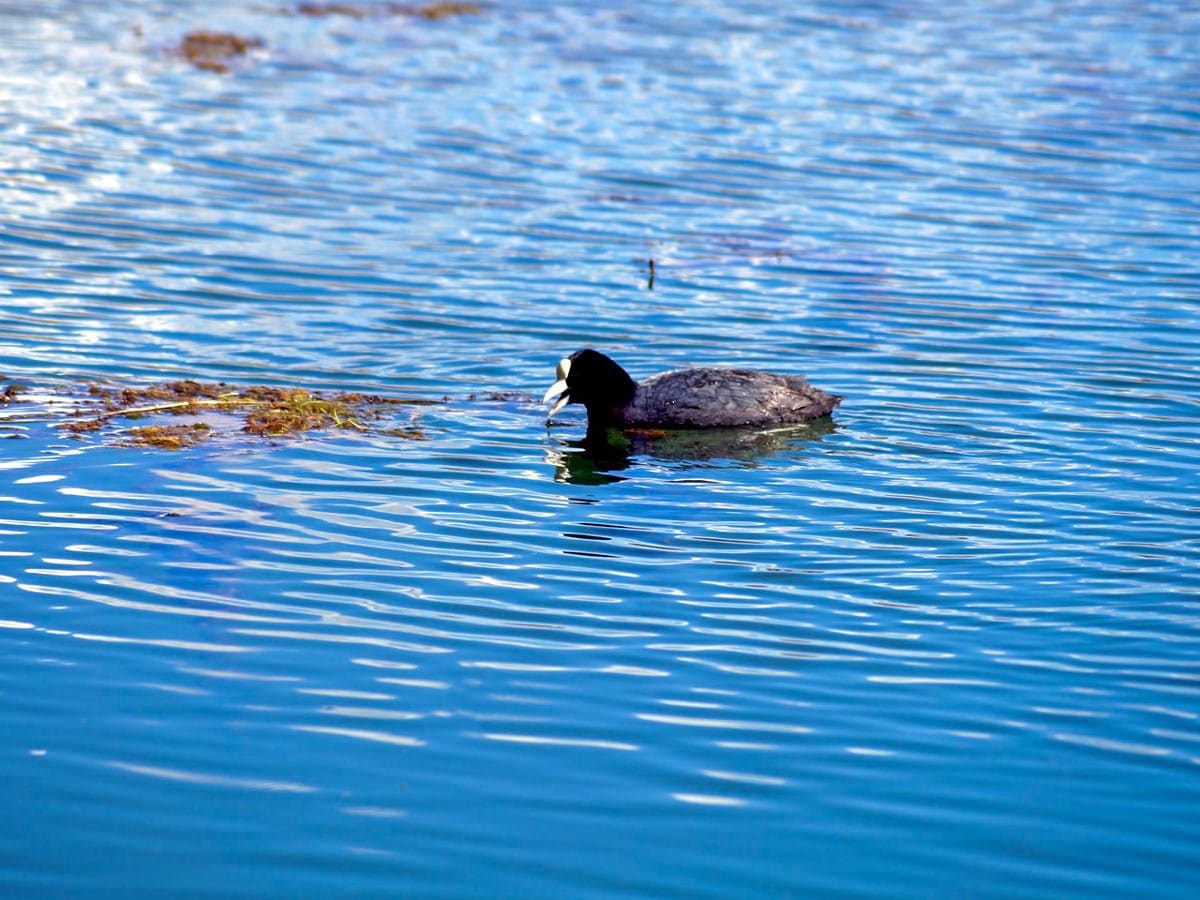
{"left": 3, "top": 0, "right": 1200, "bottom": 897}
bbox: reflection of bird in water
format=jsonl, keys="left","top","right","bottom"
{"left": 543, "top": 349, "right": 842, "bottom": 433}
{"left": 545, "top": 417, "right": 839, "bottom": 485}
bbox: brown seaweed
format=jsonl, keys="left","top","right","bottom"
{"left": 176, "top": 31, "right": 265, "bottom": 73}
{"left": 287, "top": 2, "right": 482, "bottom": 20}
{"left": 53, "top": 380, "right": 432, "bottom": 448}
{"left": 121, "top": 423, "right": 213, "bottom": 449}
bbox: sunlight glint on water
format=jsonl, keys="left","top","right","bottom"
{"left": 1, "top": 1, "right": 1199, "bottom": 898}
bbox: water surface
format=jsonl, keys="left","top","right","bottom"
{"left": 2, "top": 1, "right": 1199, "bottom": 897}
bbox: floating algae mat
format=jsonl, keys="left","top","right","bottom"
{"left": 160, "top": 4, "right": 484, "bottom": 75}
{"left": 31, "top": 381, "right": 434, "bottom": 449}
{"left": 172, "top": 31, "right": 266, "bottom": 73}
{"left": 285, "top": 3, "right": 483, "bottom": 20}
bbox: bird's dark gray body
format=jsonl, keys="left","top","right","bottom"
{"left": 621, "top": 367, "right": 840, "bottom": 428}
{"left": 543, "top": 349, "right": 843, "bottom": 432}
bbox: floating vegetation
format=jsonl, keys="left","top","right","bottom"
{"left": 465, "top": 391, "right": 534, "bottom": 402}
{"left": 44, "top": 380, "right": 434, "bottom": 449}
{"left": 121, "top": 423, "right": 213, "bottom": 450}
{"left": 290, "top": 2, "right": 368, "bottom": 15}
{"left": 161, "top": 3, "right": 482, "bottom": 73}
{"left": 174, "top": 31, "right": 265, "bottom": 73}
{"left": 240, "top": 387, "right": 377, "bottom": 436}
{"left": 400, "top": 1, "right": 484, "bottom": 18}
{"left": 381, "top": 426, "right": 429, "bottom": 440}
{"left": 286, "top": 2, "right": 483, "bottom": 20}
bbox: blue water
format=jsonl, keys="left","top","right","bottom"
{"left": 2, "top": 1, "right": 1199, "bottom": 897}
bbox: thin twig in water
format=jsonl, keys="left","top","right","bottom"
{"left": 69, "top": 393, "right": 248, "bottom": 424}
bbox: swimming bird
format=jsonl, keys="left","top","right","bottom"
{"left": 542, "top": 349, "right": 842, "bottom": 430}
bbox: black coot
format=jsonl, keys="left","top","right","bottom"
{"left": 543, "top": 349, "right": 842, "bottom": 430}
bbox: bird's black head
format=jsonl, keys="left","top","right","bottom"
{"left": 543, "top": 349, "right": 638, "bottom": 428}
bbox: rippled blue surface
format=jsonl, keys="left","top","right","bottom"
{"left": 3, "top": 1, "right": 1199, "bottom": 897}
